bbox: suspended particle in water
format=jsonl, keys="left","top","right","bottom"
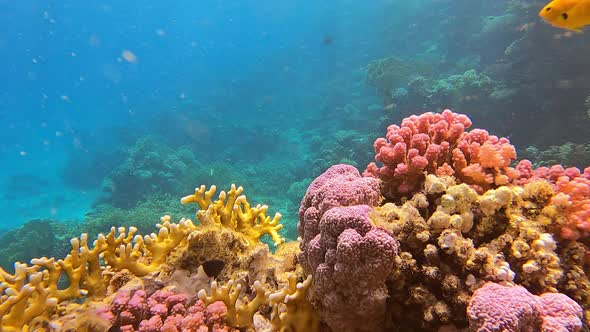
{"left": 61, "top": 95, "right": 70, "bottom": 102}
{"left": 558, "top": 80, "right": 572, "bottom": 89}
{"left": 20, "top": 151, "right": 27, "bottom": 156}
{"left": 121, "top": 50, "right": 137, "bottom": 63}
{"left": 89, "top": 34, "right": 101, "bottom": 47}
{"left": 55, "top": 131, "right": 63, "bottom": 137}
{"left": 156, "top": 29, "right": 166, "bottom": 36}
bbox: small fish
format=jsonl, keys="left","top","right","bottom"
{"left": 539, "top": 0, "right": 590, "bottom": 32}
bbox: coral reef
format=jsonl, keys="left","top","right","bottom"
{"left": 392, "top": 70, "right": 505, "bottom": 115}
{"left": 0, "top": 195, "right": 194, "bottom": 273}
{"left": 366, "top": 56, "right": 434, "bottom": 103}
{"left": 515, "top": 161, "right": 590, "bottom": 241}
{"left": 308, "top": 129, "right": 373, "bottom": 176}
{"left": 368, "top": 2, "right": 590, "bottom": 147}
{"left": 0, "top": 219, "right": 67, "bottom": 271}
{"left": 0, "top": 184, "right": 315, "bottom": 331}
{"left": 301, "top": 110, "right": 588, "bottom": 330}
{"left": 2, "top": 109, "right": 590, "bottom": 332}
{"left": 101, "top": 136, "right": 203, "bottom": 208}
{"left": 358, "top": 173, "right": 576, "bottom": 330}
{"left": 520, "top": 142, "right": 590, "bottom": 170}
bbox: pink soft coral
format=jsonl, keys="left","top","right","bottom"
{"left": 364, "top": 109, "right": 519, "bottom": 200}
{"left": 515, "top": 161, "right": 590, "bottom": 240}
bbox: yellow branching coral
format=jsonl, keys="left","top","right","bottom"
{"left": 0, "top": 184, "right": 287, "bottom": 331}
{"left": 0, "top": 264, "right": 58, "bottom": 332}
{"left": 182, "top": 184, "right": 285, "bottom": 246}
{"left": 98, "top": 217, "right": 197, "bottom": 276}
{"left": 198, "top": 279, "right": 269, "bottom": 328}
{"left": 268, "top": 274, "right": 319, "bottom": 332}
{"left": 197, "top": 273, "right": 318, "bottom": 331}
{"left": 0, "top": 218, "right": 197, "bottom": 331}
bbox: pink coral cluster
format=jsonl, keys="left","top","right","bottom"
{"left": 364, "top": 109, "right": 518, "bottom": 199}
{"left": 298, "top": 164, "right": 398, "bottom": 332}
{"left": 516, "top": 161, "right": 590, "bottom": 240}
{"left": 365, "top": 109, "right": 590, "bottom": 241}
{"left": 467, "top": 282, "right": 583, "bottom": 332}
{"left": 101, "top": 289, "right": 233, "bottom": 332}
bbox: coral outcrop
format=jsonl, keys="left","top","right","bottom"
{"left": 298, "top": 164, "right": 398, "bottom": 331}
{"left": 300, "top": 110, "right": 588, "bottom": 330}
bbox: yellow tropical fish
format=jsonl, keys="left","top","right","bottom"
{"left": 539, "top": 0, "right": 590, "bottom": 32}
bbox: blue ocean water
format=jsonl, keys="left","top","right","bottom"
{"left": 0, "top": 0, "right": 396, "bottom": 231}
{"left": 1, "top": 0, "right": 589, "bottom": 253}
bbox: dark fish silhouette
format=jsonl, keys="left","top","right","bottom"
{"left": 202, "top": 259, "right": 225, "bottom": 278}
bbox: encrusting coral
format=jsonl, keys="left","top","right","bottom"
{"left": 98, "top": 287, "right": 235, "bottom": 331}
{"left": 467, "top": 282, "right": 583, "bottom": 332}
{"left": 370, "top": 176, "right": 576, "bottom": 329}
{"left": 0, "top": 184, "right": 314, "bottom": 332}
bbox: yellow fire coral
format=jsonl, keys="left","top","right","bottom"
{"left": 0, "top": 184, "right": 290, "bottom": 331}
{"left": 0, "top": 218, "right": 198, "bottom": 331}
{"left": 197, "top": 273, "right": 318, "bottom": 331}
{"left": 181, "top": 184, "right": 285, "bottom": 246}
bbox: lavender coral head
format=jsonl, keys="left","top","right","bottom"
{"left": 298, "top": 164, "right": 380, "bottom": 247}
{"left": 298, "top": 164, "right": 398, "bottom": 331}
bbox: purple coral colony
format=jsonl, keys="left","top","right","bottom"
{"left": 0, "top": 109, "right": 588, "bottom": 331}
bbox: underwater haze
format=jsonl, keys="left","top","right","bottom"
{"left": 2, "top": 0, "right": 590, "bottom": 330}
{"left": 0, "top": 0, "right": 395, "bottom": 232}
